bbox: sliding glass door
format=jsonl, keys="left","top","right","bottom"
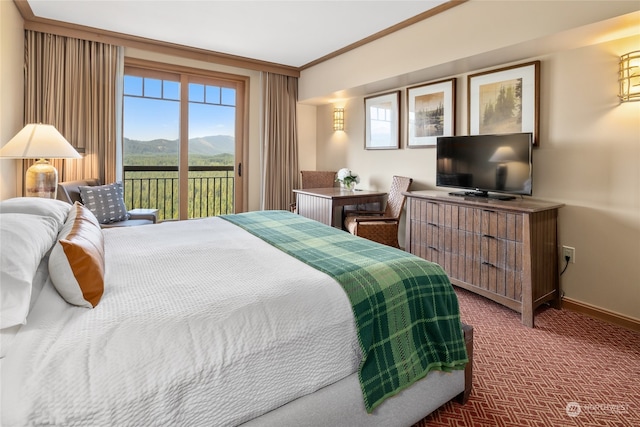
{"left": 122, "top": 63, "right": 244, "bottom": 220}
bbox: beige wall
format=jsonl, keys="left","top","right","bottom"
{"left": 0, "top": 0, "right": 24, "bottom": 199}
{"left": 298, "top": 3, "right": 640, "bottom": 320}
{"left": 296, "top": 104, "right": 318, "bottom": 173}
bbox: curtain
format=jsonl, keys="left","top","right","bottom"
{"left": 261, "top": 72, "right": 299, "bottom": 210}
{"left": 24, "top": 30, "right": 121, "bottom": 186}
{"left": 114, "top": 47, "right": 124, "bottom": 182}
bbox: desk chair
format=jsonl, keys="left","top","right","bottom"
{"left": 290, "top": 170, "right": 337, "bottom": 212}
{"left": 344, "top": 176, "right": 412, "bottom": 248}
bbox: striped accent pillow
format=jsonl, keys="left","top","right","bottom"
{"left": 79, "top": 182, "right": 130, "bottom": 224}
{"left": 49, "top": 202, "right": 104, "bottom": 308}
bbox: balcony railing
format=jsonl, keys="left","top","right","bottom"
{"left": 123, "top": 165, "right": 234, "bottom": 221}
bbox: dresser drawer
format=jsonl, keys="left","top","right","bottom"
{"left": 479, "top": 209, "right": 523, "bottom": 242}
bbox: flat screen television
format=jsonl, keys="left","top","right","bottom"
{"left": 436, "top": 133, "right": 533, "bottom": 200}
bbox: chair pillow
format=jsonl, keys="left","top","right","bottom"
{"left": 79, "top": 182, "right": 130, "bottom": 224}
{"left": 49, "top": 202, "right": 105, "bottom": 308}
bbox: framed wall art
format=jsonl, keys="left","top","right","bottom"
{"left": 364, "top": 91, "right": 400, "bottom": 150}
{"left": 407, "top": 78, "right": 456, "bottom": 148}
{"left": 468, "top": 61, "right": 540, "bottom": 146}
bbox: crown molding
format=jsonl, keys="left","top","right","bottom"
{"left": 14, "top": 0, "right": 467, "bottom": 77}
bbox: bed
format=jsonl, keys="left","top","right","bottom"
{"left": 0, "top": 197, "right": 472, "bottom": 427}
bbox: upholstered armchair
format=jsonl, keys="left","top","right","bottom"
{"left": 344, "top": 176, "right": 412, "bottom": 248}
{"left": 57, "top": 179, "right": 157, "bottom": 228}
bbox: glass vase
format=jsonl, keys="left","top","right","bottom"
{"left": 344, "top": 181, "right": 356, "bottom": 191}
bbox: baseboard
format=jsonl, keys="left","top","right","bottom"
{"left": 561, "top": 297, "right": 640, "bottom": 332}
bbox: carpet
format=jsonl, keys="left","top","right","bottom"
{"left": 414, "top": 288, "right": 640, "bottom": 427}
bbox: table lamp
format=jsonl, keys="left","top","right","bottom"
{"left": 489, "top": 145, "right": 517, "bottom": 191}
{"left": 0, "top": 124, "right": 81, "bottom": 198}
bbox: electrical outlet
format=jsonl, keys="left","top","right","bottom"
{"left": 562, "top": 246, "right": 575, "bottom": 264}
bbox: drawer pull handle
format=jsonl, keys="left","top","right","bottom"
{"left": 482, "top": 234, "right": 496, "bottom": 239}
{"left": 482, "top": 261, "right": 496, "bottom": 267}
{"left": 428, "top": 222, "right": 439, "bottom": 227}
{"left": 428, "top": 246, "right": 438, "bottom": 251}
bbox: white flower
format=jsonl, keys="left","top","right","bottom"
{"left": 336, "top": 168, "right": 359, "bottom": 186}
{"left": 337, "top": 168, "right": 350, "bottom": 180}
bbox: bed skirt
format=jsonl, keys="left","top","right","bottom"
{"left": 242, "top": 324, "right": 473, "bottom": 427}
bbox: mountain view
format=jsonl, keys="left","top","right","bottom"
{"left": 124, "top": 135, "right": 234, "bottom": 155}
{"left": 124, "top": 135, "right": 234, "bottom": 166}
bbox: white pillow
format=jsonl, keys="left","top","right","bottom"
{"left": 0, "top": 197, "right": 72, "bottom": 230}
{"left": 0, "top": 213, "right": 59, "bottom": 329}
{"left": 49, "top": 202, "right": 105, "bottom": 308}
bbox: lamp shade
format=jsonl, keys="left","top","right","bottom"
{"left": 489, "top": 146, "right": 518, "bottom": 163}
{"left": 0, "top": 124, "right": 81, "bottom": 159}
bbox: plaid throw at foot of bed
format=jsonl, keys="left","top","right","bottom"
{"left": 221, "top": 210, "right": 468, "bottom": 412}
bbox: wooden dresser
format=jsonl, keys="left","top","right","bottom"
{"left": 404, "top": 191, "right": 564, "bottom": 327}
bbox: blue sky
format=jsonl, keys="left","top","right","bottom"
{"left": 123, "top": 76, "right": 236, "bottom": 141}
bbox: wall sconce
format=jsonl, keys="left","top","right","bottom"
{"left": 619, "top": 51, "right": 640, "bottom": 102}
{"left": 333, "top": 108, "right": 345, "bottom": 131}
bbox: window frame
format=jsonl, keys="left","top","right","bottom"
{"left": 123, "top": 58, "right": 248, "bottom": 217}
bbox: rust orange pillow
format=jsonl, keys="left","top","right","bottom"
{"left": 49, "top": 202, "right": 104, "bottom": 308}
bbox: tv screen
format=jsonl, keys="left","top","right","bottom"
{"left": 436, "top": 133, "right": 533, "bottom": 200}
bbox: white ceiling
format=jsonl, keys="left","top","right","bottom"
{"left": 26, "top": 0, "right": 450, "bottom": 68}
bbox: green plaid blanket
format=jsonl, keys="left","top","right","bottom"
{"left": 221, "top": 210, "right": 468, "bottom": 412}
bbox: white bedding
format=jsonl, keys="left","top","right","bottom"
{"left": 1, "top": 217, "right": 362, "bottom": 426}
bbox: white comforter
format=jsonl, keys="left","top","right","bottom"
{"left": 1, "top": 217, "right": 361, "bottom": 426}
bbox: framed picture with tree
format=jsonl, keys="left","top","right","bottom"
{"left": 468, "top": 61, "right": 540, "bottom": 146}
{"left": 406, "top": 78, "right": 456, "bottom": 148}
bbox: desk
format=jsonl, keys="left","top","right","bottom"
{"left": 293, "top": 187, "right": 386, "bottom": 228}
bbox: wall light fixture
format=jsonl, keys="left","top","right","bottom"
{"left": 619, "top": 51, "right": 640, "bottom": 102}
{"left": 333, "top": 108, "right": 345, "bottom": 131}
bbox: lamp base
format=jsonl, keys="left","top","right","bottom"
{"left": 495, "top": 164, "right": 507, "bottom": 191}
{"left": 25, "top": 159, "right": 58, "bottom": 199}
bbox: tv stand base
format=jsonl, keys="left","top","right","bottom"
{"left": 448, "top": 190, "right": 516, "bottom": 201}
